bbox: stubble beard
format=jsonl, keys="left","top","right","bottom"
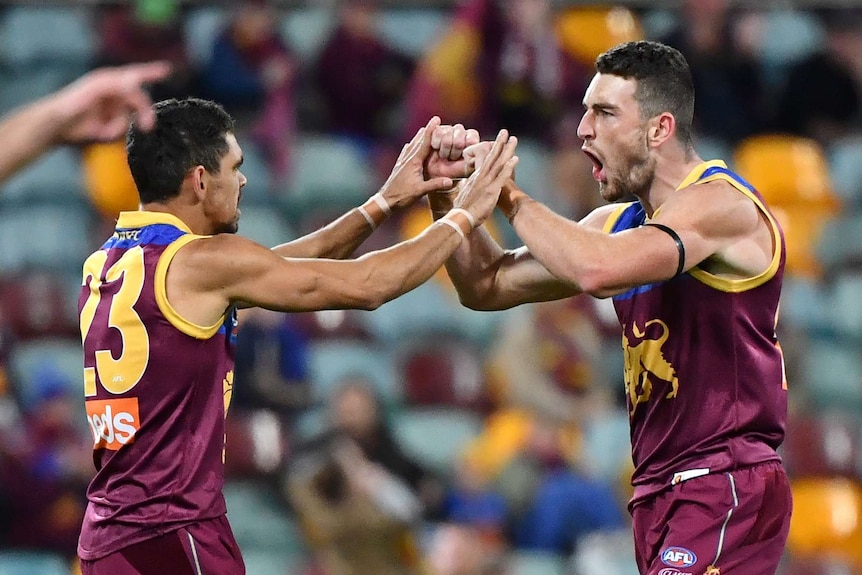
{"left": 599, "top": 145, "right": 656, "bottom": 203}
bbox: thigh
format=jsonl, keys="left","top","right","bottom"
{"left": 642, "top": 463, "right": 792, "bottom": 575}
{"left": 81, "top": 516, "right": 245, "bottom": 575}
{"left": 80, "top": 531, "right": 196, "bottom": 575}
{"left": 179, "top": 515, "right": 246, "bottom": 575}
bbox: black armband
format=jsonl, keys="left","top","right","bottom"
{"left": 644, "top": 222, "right": 686, "bottom": 277}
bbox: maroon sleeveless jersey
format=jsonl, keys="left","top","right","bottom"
{"left": 605, "top": 161, "right": 788, "bottom": 505}
{"left": 78, "top": 211, "right": 237, "bottom": 560}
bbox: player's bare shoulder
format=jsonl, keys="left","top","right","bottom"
{"left": 579, "top": 202, "right": 631, "bottom": 230}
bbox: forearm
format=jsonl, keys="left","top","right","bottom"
{"left": 428, "top": 191, "right": 508, "bottom": 309}
{"left": 356, "top": 217, "right": 467, "bottom": 309}
{"left": 271, "top": 195, "right": 391, "bottom": 259}
{"left": 0, "top": 95, "right": 66, "bottom": 183}
{"left": 510, "top": 196, "right": 601, "bottom": 294}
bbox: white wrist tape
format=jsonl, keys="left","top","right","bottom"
{"left": 438, "top": 218, "right": 466, "bottom": 240}
{"left": 357, "top": 205, "right": 377, "bottom": 230}
{"left": 448, "top": 208, "right": 476, "bottom": 230}
{"left": 371, "top": 193, "right": 391, "bottom": 216}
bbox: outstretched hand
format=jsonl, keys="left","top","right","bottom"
{"left": 50, "top": 61, "right": 172, "bottom": 144}
{"left": 425, "top": 123, "right": 481, "bottom": 180}
{"left": 378, "top": 116, "right": 455, "bottom": 210}
{"left": 452, "top": 129, "right": 519, "bottom": 226}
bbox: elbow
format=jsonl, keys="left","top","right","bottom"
{"left": 459, "top": 293, "right": 497, "bottom": 312}
{"left": 575, "top": 268, "right": 615, "bottom": 299}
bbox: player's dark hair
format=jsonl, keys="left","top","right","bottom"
{"left": 596, "top": 41, "right": 695, "bottom": 147}
{"left": 126, "top": 98, "right": 235, "bottom": 204}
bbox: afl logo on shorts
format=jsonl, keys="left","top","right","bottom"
{"left": 661, "top": 547, "right": 697, "bottom": 568}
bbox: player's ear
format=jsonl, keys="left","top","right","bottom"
{"left": 190, "top": 166, "right": 207, "bottom": 200}
{"left": 648, "top": 112, "right": 675, "bottom": 148}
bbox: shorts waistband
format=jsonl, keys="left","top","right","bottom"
{"left": 670, "top": 467, "right": 710, "bottom": 486}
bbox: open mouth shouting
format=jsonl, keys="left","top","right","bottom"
{"left": 582, "top": 147, "right": 607, "bottom": 183}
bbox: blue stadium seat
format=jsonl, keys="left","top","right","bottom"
{"left": 757, "top": 10, "right": 824, "bottom": 86}
{"left": 9, "top": 338, "right": 84, "bottom": 411}
{"left": 0, "top": 202, "right": 95, "bottom": 273}
{"left": 571, "top": 530, "right": 640, "bottom": 575}
{"left": 223, "top": 481, "right": 305, "bottom": 554}
{"left": 0, "top": 551, "right": 68, "bottom": 575}
{"left": 183, "top": 6, "right": 228, "bottom": 68}
{"left": 816, "top": 213, "right": 862, "bottom": 275}
{"left": 829, "top": 136, "right": 862, "bottom": 210}
{"left": 0, "top": 147, "right": 84, "bottom": 205}
{"left": 236, "top": 205, "right": 296, "bottom": 249}
{"left": 390, "top": 407, "right": 482, "bottom": 475}
{"left": 307, "top": 340, "right": 398, "bottom": 403}
{"left": 281, "top": 7, "right": 336, "bottom": 61}
{"left": 377, "top": 8, "right": 449, "bottom": 57}
{"left": 802, "top": 338, "right": 862, "bottom": 411}
{"left": 0, "top": 67, "right": 76, "bottom": 116}
{"left": 286, "top": 135, "right": 374, "bottom": 209}
{"left": 0, "top": 6, "right": 96, "bottom": 69}
{"left": 505, "top": 550, "right": 568, "bottom": 575}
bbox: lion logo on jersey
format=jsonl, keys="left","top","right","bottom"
{"left": 623, "top": 319, "right": 679, "bottom": 416}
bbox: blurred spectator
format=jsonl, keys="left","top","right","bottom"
{"left": 405, "top": 0, "right": 589, "bottom": 144}
{"left": 425, "top": 523, "right": 507, "bottom": 575}
{"left": 442, "top": 456, "right": 508, "bottom": 545}
{"left": 96, "top": 0, "right": 193, "bottom": 101}
{"left": 316, "top": 0, "right": 414, "bottom": 145}
{"left": 507, "top": 419, "right": 625, "bottom": 554}
{"left": 286, "top": 431, "right": 423, "bottom": 575}
{"left": 200, "top": 0, "right": 297, "bottom": 180}
{"left": 660, "top": 0, "right": 767, "bottom": 143}
{"left": 774, "top": 9, "right": 862, "bottom": 144}
{"left": 0, "top": 364, "right": 91, "bottom": 555}
{"left": 233, "top": 308, "right": 312, "bottom": 424}
{"left": 328, "top": 377, "right": 442, "bottom": 515}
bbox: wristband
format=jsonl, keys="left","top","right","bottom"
{"left": 448, "top": 208, "right": 476, "bottom": 230}
{"left": 440, "top": 209, "right": 473, "bottom": 239}
{"left": 371, "top": 193, "right": 392, "bottom": 216}
{"left": 438, "top": 218, "right": 466, "bottom": 240}
{"left": 358, "top": 195, "right": 389, "bottom": 230}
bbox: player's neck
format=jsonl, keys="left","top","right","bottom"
{"left": 140, "top": 200, "right": 210, "bottom": 236}
{"left": 639, "top": 146, "right": 704, "bottom": 217}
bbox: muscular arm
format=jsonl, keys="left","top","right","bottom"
{"left": 270, "top": 208, "right": 374, "bottom": 260}
{"left": 428, "top": 188, "right": 607, "bottom": 310}
{"left": 507, "top": 179, "right": 773, "bottom": 298}
{"left": 0, "top": 63, "right": 169, "bottom": 184}
{"left": 0, "top": 96, "right": 70, "bottom": 183}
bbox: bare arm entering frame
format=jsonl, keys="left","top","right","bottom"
{"left": 0, "top": 62, "right": 171, "bottom": 184}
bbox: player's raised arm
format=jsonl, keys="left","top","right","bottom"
{"left": 0, "top": 62, "right": 170, "bottom": 184}
{"left": 426, "top": 127, "right": 581, "bottom": 310}
{"left": 166, "top": 129, "right": 519, "bottom": 323}
{"left": 270, "top": 117, "right": 455, "bottom": 260}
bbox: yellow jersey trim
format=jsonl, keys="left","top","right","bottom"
{"left": 154, "top": 234, "right": 224, "bottom": 339}
{"left": 602, "top": 202, "right": 638, "bottom": 234}
{"left": 681, "top": 161, "right": 783, "bottom": 293}
{"left": 116, "top": 211, "right": 194, "bottom": 234}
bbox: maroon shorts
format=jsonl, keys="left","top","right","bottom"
{"left": 631, "top": 461, "right": 792, "bottom": 575}
{"left": 80, "top": 515, "right": 245, "bottom": 575}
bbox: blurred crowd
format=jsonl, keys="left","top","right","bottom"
{"left": 0, "top": 1, "right": 861, "bottom": 574}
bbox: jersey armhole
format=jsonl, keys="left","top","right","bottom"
{"left": 154, "top": 235, "right": 225, "bottom": 339}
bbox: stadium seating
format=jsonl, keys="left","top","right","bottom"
{"left": 396, "top": 336, "right": 485, "bottom": 409}
{"left": 235, "top": 204, "right": 297, "bottom": 249}
{"left": 0, "top": 203, "right": 95, "bottom": 274}
{"left": 787, "top": 478, "right": 862, "bottom": 569}
{"left": 377, "top": 8, "right": 449, "bottom": 58}
{"left": 783, "top": 411, "right": 862, "bottom": 479}
{"left": 506, "top": 549, "right": 568, "bottom": 575}
{"left": 734, "top": 134, "right": 840, "bottom": 278}
{"left": 183, "top": 6, "right": 228, "bottom": 68}
{"left": 285, "top": 135, "right": 375, "bottom": 212}
{"left": 280, "top": 7, "right": 336, "bottom": 61}
{"left": 828, "top": 137, "right": 862, "bottom": 210}
{"left": 306, "top": 340, "right": 398, "bottom": 404}
{"left": 0, "top": 269, "right": 80, "bottom": 340}
{"left": 0, "top": 551, "right": 68, "bottom": 575}
{"left": 555, "top": 6, "right": 643, "bottom": 67}
{"left": 0, "top": 147, "right": 84, "bottom": 205}
{"left": 9, "top": 337, "right": 83, "bottom": 410}
{"left": 391, "top": 407, "right": 482, "bottom": 475}
{"left": 801, "top": 338, "right": 862, "bottom": 412}
{"left": 0, "top": 6, "right": 95, "bottom": 70}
